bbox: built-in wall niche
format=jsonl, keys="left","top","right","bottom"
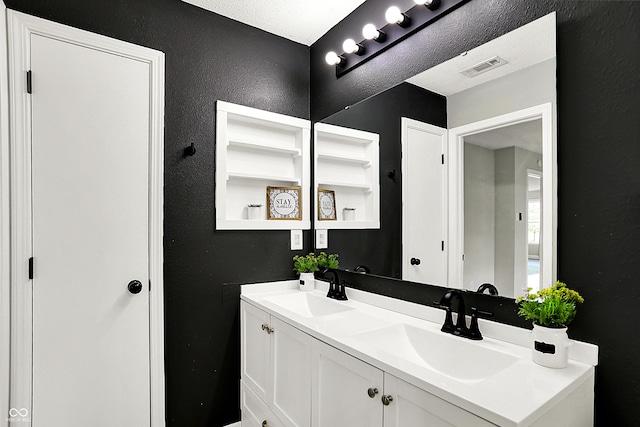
{"left": 216, "top": 101, "right": 310, "bottom": 230}
{"left": 314, "top": 123, "right": 380, "bottom": 229}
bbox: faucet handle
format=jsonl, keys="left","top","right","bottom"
{"left": 335, "top": 281, "right": 349, "bottom": 301}
{"left": 465, "top": 307, "right": 489, "bottom": 340}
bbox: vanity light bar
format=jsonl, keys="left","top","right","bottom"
{"left": 326, "top": 0, "right": 471, "bottom": 77}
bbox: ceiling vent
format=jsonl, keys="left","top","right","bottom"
{"left": 460, "top": 56, "right": 508, "bottom": 78}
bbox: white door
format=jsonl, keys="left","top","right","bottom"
{"left": 401, "top": 118, "right": 448, "bottom": 286}
{"left": 30, "top": 32, "right": 152, "bottom": 426}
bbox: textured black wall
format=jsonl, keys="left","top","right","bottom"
{"left": 4, "top": 0, "right": 310, "bottom": 425}
{"left": 321, "top": 82, "right": 446, "bottom": 278}
{"left": 311, "top": 0, "right": 640, "bottom": 424}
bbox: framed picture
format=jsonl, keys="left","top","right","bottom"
{"left": 267, "top": 186, "right": 302, "bottom": 220}
{"left": 318, "top": 189, "right": 336, "bottom": 220}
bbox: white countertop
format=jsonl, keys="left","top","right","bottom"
{"left": 241, "top": 280, "right": 597, "bottom": 426}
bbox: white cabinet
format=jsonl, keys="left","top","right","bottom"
{"left": 314, "top": 123, "right": 380, "bottom": 229}
{"left": 383, "top": 374, "right": 494, "bottom": 427}
{"left": 311, "top": 339, "right": 383, "bottom": 427}
{"left": 216, "top": 101, "right": 310, "bottom": 230}
{"left": 311, "top": 339, "right": 493, "bottom": 427}
{"left": 241, "top": 301, "right": 312, "bottom": 427}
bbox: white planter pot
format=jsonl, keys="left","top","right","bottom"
{"left": 531, "top": 323, "right": 572, "bottom": 368}
{"left": 247, "top": 204, "right": 262, "bottom": 220}
{"left": 298, "top": 272, "right": 315, "bottom": 292}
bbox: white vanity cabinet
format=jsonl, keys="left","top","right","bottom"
{"left": 311, "top": 338, "right": 494, "bottom": 427}
{"left": 241, "top": 301, "right": 313, "bottom": 427}
{"left": 241, "top": 286, "right": 597, "bottom": 427}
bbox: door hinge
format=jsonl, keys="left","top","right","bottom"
{"left": 26, "top": 70, "right": 32, "bottom": 94}
{"left": 441, "top": 154, "right": 444, "bottom": 165}
{"left": 441, "top": 241, "right": 445, "bottom": 251}
{"left": 29, "top": 257, "right": 34, "bottom": 279}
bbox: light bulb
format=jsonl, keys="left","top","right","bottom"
{"left": 362, "top": 24, "right": 379, "bottom": 40}
{"left": 343, "top": 39, "right": 358, "bottom": 54}
{"left": 385, "top": 6, "right": 404, "bottom": 24}
{"left": 325, "top": 51, "right": 339, "bottom": 65}
{"left": 413, "top": 0, "right": 440, "bottom": 10}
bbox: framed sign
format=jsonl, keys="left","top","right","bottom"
{"left": 318, "top": 189, "right": 336, "bottom": 220}
{"left": 267, "top": 186, "right": 302, "bottom": 220}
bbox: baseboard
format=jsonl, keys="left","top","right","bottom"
{"left": 223, "top": 422, "right": 241, "bottom": 427}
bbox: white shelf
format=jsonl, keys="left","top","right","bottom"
{"left": 228, "top": 172, "right": 301, "bottom": 185}
{"left": 317, "top": 152, "right": 371, "bottom": 167}
{"left": 229, "top": 138, "right": 301, "bottom": 157}
{"left": 216, "top": 101, "right": 310, "bottom": 230}
{"left": 317, "top": 181, "right": 372, "bottom": 193}
{"left": 314, "top": 123, "right": 380, "bottom": 230}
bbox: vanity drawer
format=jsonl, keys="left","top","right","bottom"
{"left": 241, "top": 381, "right": 285, "bottom": 427}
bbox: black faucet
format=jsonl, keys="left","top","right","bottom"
{"left": 319, "top": 268, "right": 348, "bottom": 300}
{"left": 477, "top": 283, "right": 499, "bottom": 296}
{"left": 353, "top": 265, "right": 370, "bottom": 274}
{"left": 437, "top": 290, "right": 483, "bottom": 340}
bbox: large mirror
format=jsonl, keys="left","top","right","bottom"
{"left": 314, "top": 13, "right": 557, "bottom": 299}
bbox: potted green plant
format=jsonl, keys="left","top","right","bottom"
{"left": 316, "top": 252, "right": 339, "bottom": 270}
{"left": 517, "top": 281, "right": 584, "bottom": 368}
{"left": 293, "top": 253, "right": 319, "bottom": 291}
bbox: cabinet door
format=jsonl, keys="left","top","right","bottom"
{"left": 241, "top": 301, "right": 272, "bottom": 402}
{"left": 312, "top": 340, "right": 383, "bottom": 427}
{"left": 270, "top": 316, "right": 312, "bottom": 427}
{"left": 383, "top": 374, "right": 495, "bottom": 427}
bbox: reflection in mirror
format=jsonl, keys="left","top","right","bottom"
{"left": 314, "top": 13, "right": 556, "bottom": 300}
{"left": 462, "top": 120, "right": 543, "bottom": 297}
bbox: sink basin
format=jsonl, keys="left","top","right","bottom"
{"left": 262, "top": 292, "right": 354, "bottom": 318}
{"left": 350, "top": 323, "right": 518, "bottom": 382}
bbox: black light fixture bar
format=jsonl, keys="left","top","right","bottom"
{"left": 335, "top": 0, "right": 471, "bottom": 77}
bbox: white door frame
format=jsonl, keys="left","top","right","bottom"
{"left": 447, "top": 103, "right": 555, "bottom": 294}
{"left": 401, "top": 117, "right": 448, "bottom": 284}
{"left": 1, "top": 2, "right": 12, "bottom": 426}
{"left": 5, "top": 11, "right": 165, "bottom": 426}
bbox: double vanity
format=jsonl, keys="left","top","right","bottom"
{"left": 240, "top": 280, "right": 597, "bottom": 427}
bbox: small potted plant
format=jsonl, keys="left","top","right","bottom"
{"left": 517, "top": 281, "right": 584, "bottom": 368}
{"left": 316, "top": 252, "right": 339, "bottom": 271}
{"left": 293, "top": 253, "right": 319, "bottom": 292}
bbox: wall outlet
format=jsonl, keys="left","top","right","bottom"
{"left": 315, "top": 229, "right": 328, "bottom": 249}
{"left": 290, "top": 229, "right": 303, "bottom": 250}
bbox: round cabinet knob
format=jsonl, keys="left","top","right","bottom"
{"left": 128, "top": 280, "right": 143, "bottom": 294}
{"left": 367, "top": 387, "right": 379, "bottom": 398}
{"left": 381, "top": 395, "right": 394, "bottom": 406}
{"left": 410, "top": 258, "right": 421, "bottom": 266}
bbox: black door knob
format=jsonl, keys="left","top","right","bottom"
{"left": 410, "top": 258, "right": 421, "bottom": 266}
{"left": 128, "top": 280, "right": 143, "bottom": 294}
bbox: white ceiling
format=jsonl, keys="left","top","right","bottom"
{"left": 407, "top": 13, "right": 555, "bottom": 96}
{"left": 181, "top": 0, "right": 366, "bottom": 46}
{"left": 464, "top": 119, "right": 543, "bottom": 154}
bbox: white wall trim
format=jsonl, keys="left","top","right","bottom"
{"left": 0, "top": 2, "right": 12, "bottom": 427}
{"left": 7, "top": 11, "right": 165, "bottom": 426}
{"left": 447, "top": 103, "right": 556, "bottom": 295}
